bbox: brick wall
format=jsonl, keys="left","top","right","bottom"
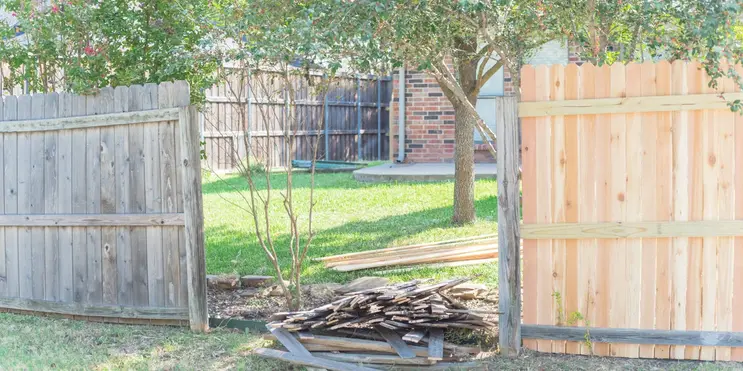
{"left": 391, "top": 70, "right": 457, "bottom": 162}
{"left": 391, "top": 39, "right": 583, "bottom": 163}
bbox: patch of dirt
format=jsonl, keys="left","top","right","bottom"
{"left": 208, "top": 283, "right": 340, "bottom": 320}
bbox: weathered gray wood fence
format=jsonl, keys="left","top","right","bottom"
{"left": 0, "top": 81, "right": 207, "bottom": 330}
{"left": 202, "top": 71, "right": 392, "bottom": 171}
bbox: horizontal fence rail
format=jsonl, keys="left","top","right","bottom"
{"left": 520, "top": 60, "right": 743, "bottom": 361}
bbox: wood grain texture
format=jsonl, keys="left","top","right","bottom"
{"left": 16, "top": 94, "right": 33, "bottom": 300}
{"left": 522, "top": 325, "right": 743, "bottom": 347}
{"left": 732, "top": 64, "right": 743, "bottom": 363}
{"left": 518, "top": 92, "right": 743, "bottom": 117}
{"left": 0, "top": 296, "right": 187, "bottom": 319}
{"left": 180, "top": 106, "right": 208, "bottom": 332}
{"left": 375, "top": 326, "right": 416, "bottom": 359}
{"left": 520, "top": 61, "right": 743, "bottom": 361}
{"left": 520, "top": 65, "right": 538, "bottom": 352}
{"left": 534, "top": 64, "right": 553, "bottom": 354}
{"left": 254, "top": 348, "right": 376, "bottom": 371}
{"left": 3, "top": 96, "right": 19, "bottom": 299}
{"left": 427, "top": 328, "right": 445, "bottom": 361}
{"left": 57, "top": 93, "right": 74, "bottom": 303}
{"left": 0, "top": 107, "right": 180, "bottom": 132}
{"left": 43, "top": 93, "right": 60, "bottom": 302}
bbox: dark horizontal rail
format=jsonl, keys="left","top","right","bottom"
{"left": 522, "top": 325, "right": 743, "bottom": 347}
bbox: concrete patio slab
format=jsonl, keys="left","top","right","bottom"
{"left": 353, "top": 162, "right": 497, "bottom": 182}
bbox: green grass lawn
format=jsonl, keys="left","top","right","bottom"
{"left": 202, "top": 170, "right": 499, "bottom": 286}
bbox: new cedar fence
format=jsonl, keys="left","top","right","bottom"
{"left": 202, "top": 70, "right": 392, "bottom": 171}
{"left": 0, "top": 81, "right": 207, "bottom": 331}
{"left": 518, "top": 61, "right": 743, "bottom": 360}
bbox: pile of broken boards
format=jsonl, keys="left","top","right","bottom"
{"left": 254, "top": 278, "right": 495, "bottom": 370}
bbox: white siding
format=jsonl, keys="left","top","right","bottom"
{"left": 527, "top": 39, "right": 569, "bottom": 66}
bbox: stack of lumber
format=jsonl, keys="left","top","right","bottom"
{"left": 316, "top": 235, "right": 498, "bottom": 272}
{"left": 254, "top": 278, "right": 494, "bottom": 370}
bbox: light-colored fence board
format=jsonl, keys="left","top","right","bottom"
{"left": 521, "top": 61, "right": 743, "bottom": 361}
{"left": 0, "top": 82, "right": 206, "bottom": 328}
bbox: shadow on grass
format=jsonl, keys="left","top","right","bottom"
{"left": 205, "top": 195, "right": 498, "bottom": 283}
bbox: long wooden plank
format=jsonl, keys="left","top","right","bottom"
{"left": 332, "top": 245, "right": 497, "bottom": 272}
{"left": 253, "top": 348, "right": 376, "bottom": 371}
{"left": 685, "top": 61, "right": 705, "bottom": 360}
{"left": 279, "top": 334, "right": 432, "bottom": 357}
{"left": 534, "top": 64, "right": 554, "bottom": 354}
{"left": 427, "top": 328, "right": 444, "bottom": 361}
{"left": 520, "top": 64, "right": 538, "bottom": 352}
{"left": 180, "top": 106, "right": 209, "bottom": 331}
{"left": 654, "top": 60, "right": 674, "bottom": 360}
{"left": 623, "top": 63, "right": 644, "bottom": 359}
{"left": 159, "top": 82, "right": 181, "bottom": 309}
{"left": 376, "top": 326, "right": 416, "bottom": 359}
{"left": 173, "top": 81, "right": 189, "bottom": 312}
{"left": 3, "top": 96, "right": 19, "bottom": 299}
{"left": 592, "top": 63, "right": 611, "bottom": 357}
{"left": 144, "top": 83, "right": 165, "bottom": 308}
{"left": 714, "top": 65, "right": 737, "bottom": 362}
{"left": 670, "top": 60, "right": 690, "bottom": 360}
{"left": 43, "top": 93, "right": 60, "bottom": 303}
{"left": 313, "top": 353, "right": 436, "bottom": 366}
{"left": 549, "top": 64, "right": 567, "bottom": 355}
{"left": 608, "top": 62, "right": 630, "bottom": 358}
{"left": 57, "top": 92, "right": 74, "bottom": 302}
{"left": 70, "top": 95, "right": 88, "bottom": 304}
{"left": 99, "top": 87, "right": 118, "bottom": 306}
{"left": 316, "top": 235, "right": 497, "bottom": 263}
{"left": 0, "top": 296, "right": 187, "bottom": 319}
{"left": 638, "top": 61, "right": 658, "bottom": 359}
{"left": 0, "top": 98, "right": 4, "bottom": 297}
{"left": 518, "top": 92, "right": 743, "bottom": 117}
{"left": 523, "top": 325, "right": 743, "bottom": 347}
{"left": 324, "top": 241, "right": 497, "bottom": 268}
{"left": 114, "top": 87, "right": 133, "bottom": 307}
{"left": 129, "top": 85, "right": 149, "bottom": 307}
{"left": 562, "top": 63, "right": 580, "bottom": 355}
{"left": 577, "top": 62, "right": 597, "bottom": 356}
{"left": 85, "top": 93, "right": 103, "bottom": 305}
{"left": 496, "top": 95, "right": 522, "bottom": 356}
{"left": 699, "top": 66, "right": 719, "bottom": 361}
{"left": 16, "top": 94, "right": 33, "bottom": 300}
{"left": 522, "top": 220, "right": 743, "bottom": 239}
{"left": 732, "top": 64, "right": 743, "bottom": 363}
{"left": 0, "top": 107, "right": 180, "bottom": 132}
{"left": 270, "top": 327, "right": 312, "bottom": 357}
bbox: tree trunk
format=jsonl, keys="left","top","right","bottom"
{"left": 452, "top": 104, "right": 476, "bottom": 224}
{"left": 450, "top": 38, "right": 480, "bottom": 224}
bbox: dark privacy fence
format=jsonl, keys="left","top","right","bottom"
{"left": 201, "top": 70, "right": 392, "bottom": 171}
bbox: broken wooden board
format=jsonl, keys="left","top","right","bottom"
{"left": 253, "top": 348, "right": 376, "bottom": 371}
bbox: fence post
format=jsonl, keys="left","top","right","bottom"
{"left": 179, "top": 106, "right": 208, "bottom": 332}
{"left": 377, "top": 77, "right": 382, "bottom": 160}
{"left": 497, "top": 96, "right": 521, "bottom": 356}
{"left": 357, "top": 76, "right": 362, "bottom": 160}
{"left": 324, "top": 78, "right": 330, "bottom": 161}
{"left": 246, "top": 68, "right": 252, "bottom": 159}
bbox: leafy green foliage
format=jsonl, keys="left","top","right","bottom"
{"left": 0, "top": 0, "right": 219, "bottom": 97}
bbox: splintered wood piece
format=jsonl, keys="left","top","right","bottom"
{"left": 428, "top": 329, "right": 445, "bottom": 361}
{"left": 376, "top": 326, "right": 417, "bottom": 359}
{"left": 402, "top": 330, "right": 427, "bottom": 343}
{"left": 269, "top": 327, "right": 312, "bottom": 357}
{"left": 253, "top": 348, "right": 376, "bottom": 371}
{"left": 378, "top": 322, "right": 399, "bottom": 330}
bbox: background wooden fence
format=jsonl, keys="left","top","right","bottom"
{"left": 520, "top": 61, "right": 743, "bottom": 361}
{"left": 0, "top": 81, "right": 207, "bottom": 329}
{"left": 202, "top": 70, "right": 392, "bottom": 171}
